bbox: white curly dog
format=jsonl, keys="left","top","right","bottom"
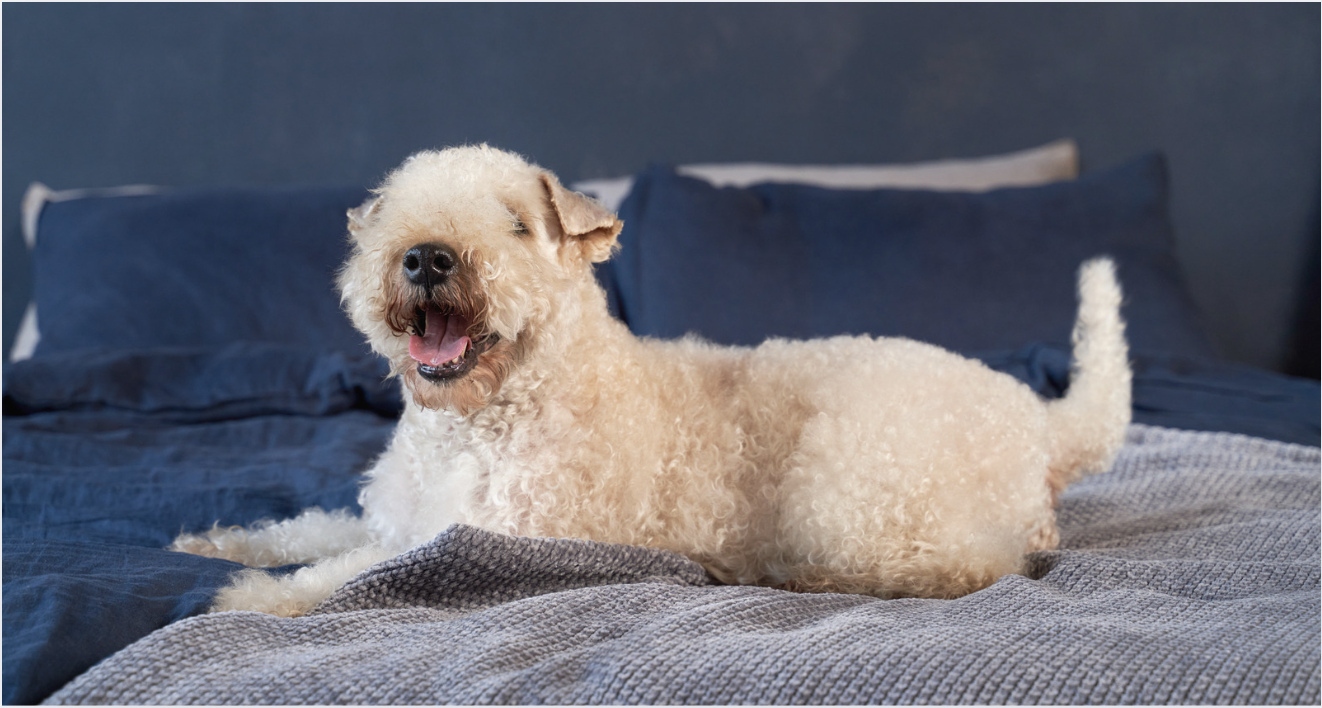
{"left": 172, "top": 145, "right": 1132, "bottom": 617}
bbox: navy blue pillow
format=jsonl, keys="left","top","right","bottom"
{"left": 608, "top": 154, "right": 1215, "bottom": 359}
{"left": 31, "top": 186, "right": 371, "bottom": 356}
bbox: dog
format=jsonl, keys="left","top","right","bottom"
{"left": 171, "top": 144, "right": 1132, "bottom": 617}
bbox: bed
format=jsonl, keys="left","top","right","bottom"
{"left": 4, "top": 142, "right": 1318, "bottom": 704}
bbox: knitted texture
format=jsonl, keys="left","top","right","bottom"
{"left": 314, "top": 523, "right": 716, "bottom": 615}
{"left": 47, "top": 425, "right": 1320, "bottom": 705}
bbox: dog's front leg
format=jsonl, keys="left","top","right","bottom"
{"left": 169, "top": 507, "right": 371, "bottom": 567}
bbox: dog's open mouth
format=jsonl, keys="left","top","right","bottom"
{"left": 408, "top": 305, "right": 498, "bottom": 382}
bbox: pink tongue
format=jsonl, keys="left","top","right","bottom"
{"left": 409, "top": 310, "right": 472, "bottom": 366}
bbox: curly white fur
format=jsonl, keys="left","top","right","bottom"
{"left": 172, "top": 145, "right": 1132, "bottom": 616}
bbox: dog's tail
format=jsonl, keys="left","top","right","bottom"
{"left": 1046, "top": 257, "right": 1132, "bottom": 493}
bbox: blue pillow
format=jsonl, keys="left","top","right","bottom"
{"left": 607, "top": 153, "right": 1216, "bottom": 359}
{"left": 30, "top": 186, "right": 371, "bottom": 356}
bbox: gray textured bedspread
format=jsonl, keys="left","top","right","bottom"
{"left": 47, "top": 425, "right": 1321, "bottom": 705}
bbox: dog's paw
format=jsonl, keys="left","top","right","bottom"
{"left": 169, "top": 525, "right": 275, "bottom": 565}
{"left": 210, "top": 568, "right": 323, "bottom": 618}
{"left": 168, "top": 530, "right": 236, "bottom": 561}
{"left": 207, "top": 545, "right": 395, "bottom": 617}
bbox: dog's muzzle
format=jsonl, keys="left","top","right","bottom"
{"left": 402, "top": 243, "right": 499, "bottom": 383}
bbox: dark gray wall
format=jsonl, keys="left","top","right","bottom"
{"left": 5, "top": 3, "right": 1318, "bottom": 373}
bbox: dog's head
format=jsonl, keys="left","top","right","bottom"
{"left": 338, "top": 145, "right": 622, "bottom": 415}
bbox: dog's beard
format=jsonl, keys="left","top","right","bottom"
{"left": 399, "top": 340, "right": 517, "bottom": 416}
{"left": 383, "top": 269, "right": 518, "bottom": 416}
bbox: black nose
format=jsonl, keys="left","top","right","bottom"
{"left": 402, "top": 243, "right": 459, "bottom": 289}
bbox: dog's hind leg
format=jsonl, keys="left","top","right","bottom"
{"left": 209, "top": 543, "right": 397, "bottom": 617}
{"left": 169, "top": 507, "right": 372, "bottom": 567}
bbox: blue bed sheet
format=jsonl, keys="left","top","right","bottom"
{"left": 3, "top": 343, "right": 1317, "bottom": 704}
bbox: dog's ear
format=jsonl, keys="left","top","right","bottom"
{"left": 347, "top": 195, "right": 383, "bottom": 236}
{"left": 538, "top": 173, "right": 622, "bottom": 263}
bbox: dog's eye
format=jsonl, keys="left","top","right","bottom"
{"left": 511, "top": 219, "right": 528, "bottom": 236}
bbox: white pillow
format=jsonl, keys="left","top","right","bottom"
{"left": 572, "top": 139, "right": 1078, "bottom": 213}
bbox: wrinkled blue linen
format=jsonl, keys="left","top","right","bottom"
{"left": 3, "top": 345, "right": 398, "bottom": 704}
{"left": 4, "top": 541, "right": 240, "bottom": 706}
{"left": 3, "top": 343, "right": 1317, "bottom": 703}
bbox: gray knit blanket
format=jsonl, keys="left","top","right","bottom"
{"left": 47, "top": 425, "right": 1321, "bottom": 705}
